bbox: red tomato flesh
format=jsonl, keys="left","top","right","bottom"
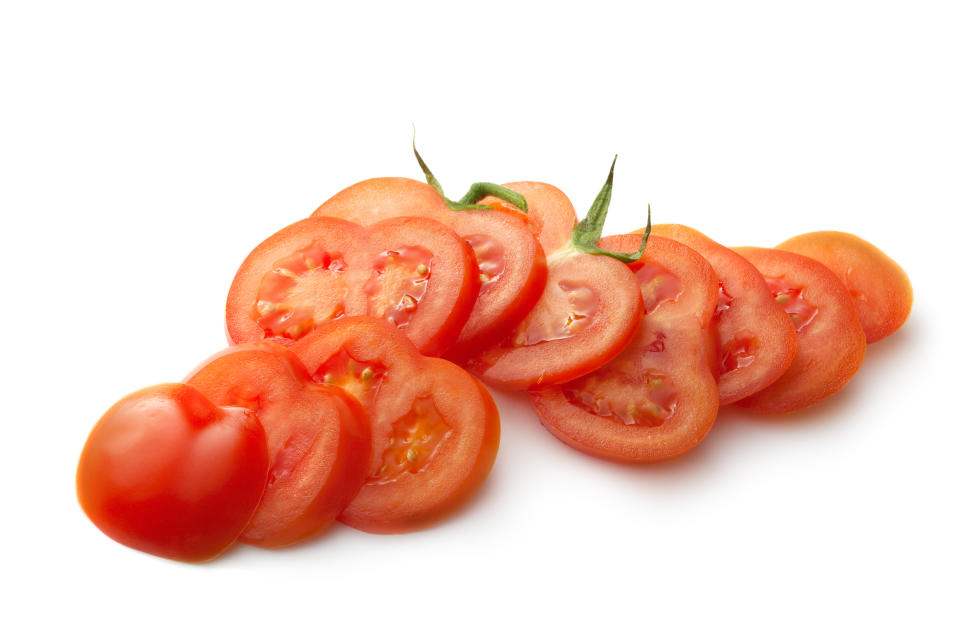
{"left": 530, "top": 235, "right": 720, "bottom": 462}
{"left": 776, "top": 231, "right": 912, "bottom": 343}
{"left": 733, "top": 247, "right": 867, "bottom": 413}
{"left": 466, "top": 182, "right": 644, "bottom": 390}
{"left": 650, "top": 224, "right": 798, "bottom": 404}
{"left": 313, "top": 178, "right": 547, "bottom": 356}
{"left": 185, "top": 342, "right": 371, "bottom": 548}
{"left": 292, "top": 317, "right": 500, "bottom": 534}
{"left": 226, "top": 215, "right": 478, "bottom": 356}
{"left": 76, "top": 384, "right": 268, "bottom": 562}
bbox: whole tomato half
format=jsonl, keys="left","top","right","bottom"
{"left": 76, "top": 383, "right": 269, "bottom": 562}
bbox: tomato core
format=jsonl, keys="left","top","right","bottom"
{"left": 372, "top": 397, "right": 451, "bottom": 485}
{"left": 363, "top": 246, "right": 434, "bottom": 329}
{"left": 562, "top": 366, "right": 679, "bottom": 427}
{"left": 255, "top": 243, "right": 348, "bottom": 340}
{"left": 313, "top": 350, "right": 386, "bottom": 407}
{"left": 635, "top": 262, "right": 682, "bottom": 314}
{"left": 512, "top": 280, "right": 599, "bottom": 346}
{"left": 719, "top": 334, "right": 757, "bottom": 374}
{"left": 463, "top": 234, "right": 506, "bottom": 292}
{"left": 766, "top": 277, "right": 818, "bottom": 331}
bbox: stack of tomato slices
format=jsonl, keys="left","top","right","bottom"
{"left": 76, "top": 148, "right": 912, "bottom": 563}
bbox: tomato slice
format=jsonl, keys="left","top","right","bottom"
{"left": 226, "top": 215, "right": 478, "bottom": 356}
{"left": 775, "top": 231, "right": 912, "bottom": 343}
{"left": 76, "top": 383, "right": 268, "bottom": 562}
{"left": 649, "top": 224, "right": 798, "bottom": 404}
{"left": 313, "top": 177, "right": 547, "bottom": 356}
{"left": 292, "top": 317, "right": 500, "bottom": 534}
{"left": 733, "top": 247, "right": 867, "bottom": 413}
{"left": 465, "top": 181, "right": 644, "bottom": 390}
{"left": 185, "top": 342, "right": 370, "bottom": 548}
{"left": 530, "top": 235, "right": 720, "bottom": 462}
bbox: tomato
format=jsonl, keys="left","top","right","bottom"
{"left": 292, "top": 316, "right": 499, "bottom": 534}
{"left": 76, "top": 383, "right": 268, "bottom": 562}
{"left": 732, "top": 247, "right": 867, "bottom": 413}
{"left": 775, "top": 231, "right": 912, "bottom": 343}
{"left": 464, "top": 163, "right": 646, "bottom": 390}
{"left": 649, "top": 224, "right": 797, "bottom": 405}
{"left": 530, "top": 235, "right": 720, "bottom": 462}
{"left": 313, "top": 177, "right": 547, "bottom": 357}
{"left": 226, "top": 215, "right": 478, "bottom": 356}
{"left": 185, "top": 342, "right": 370, "bottom": 548}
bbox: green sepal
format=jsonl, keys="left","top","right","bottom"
{"left": 571, "top": 156, "right": 651, "bottom": 264}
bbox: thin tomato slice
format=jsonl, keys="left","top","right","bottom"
{"left": 650, "top": 224, "right": 797, "bottom": 404}
{"left": 466, "top": 182, "right": 644, "bottom": 390}
{"left": 733, "top": 247, "right": 867, "bottom": 413}
{"left": 185, "top": 342, "right": 370, "bottom": 548}
{"left": 313, "top": 177, "right": 547, "bottom": 356}
{"left": 292, "top": 317, "right": 499, "bottom": 534}
{"left": 531, "top": 236, "right": 720, "bottom": 462}
{"left": 776, "top": 231, "right": 912, "bottom": 343}
{"left": 226, "top": 215, "right": 478, "bottom": 356}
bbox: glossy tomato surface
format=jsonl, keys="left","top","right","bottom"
{"left": 313, "top": 177, "right": 547, "bottom": 356}
{"left": 292, "top": 317, "right": 499, "bottom": 534}
{"left": 650, "top": 224, "right": 797, "bottom": 404}
{"left": 76, "top": 384, "right": 268, "bottom": 562}
{"left": 186, "top": 342, "right": 370, "bottom": 548}
{"left": 776, "top": 231, "right": 912, "bottom": 343}
{"left": 531, "top": 235, "right": 720, "bottom": 462}
{"left": 468, "top": 182, "right": 644, "bottom": 390}
{"left": 226, "top": 215, "right": 478, "bottom": 356}
{"left": 733, "top": 247, "right": 867, "bottom": 413}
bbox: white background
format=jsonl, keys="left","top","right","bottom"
{"left": 2, "top": 1, "right": 958, "bottom": 638}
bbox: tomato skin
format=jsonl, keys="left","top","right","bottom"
{"left": 467, "top": 182, "right": 644, "bottom": 390}
{"left": 649, "top": 224, "right": 798, "bottom": 405}
{"left": 775, "top": 231, "right": 912, "bottom": 343}
{"left": 226, "top": 215, "right": 478, "bottom": 356}
{"left": 313, "top": 177, "right": 547, "bottom": 357}
{"left": 733, "top": 247, "right": 867, "bottom": 413}
{"left": 530, "top": 236, "right": 719, "bottom": 462}
{"left": 292, "top": 317, "right": 499, "bottom": 534}
{"left": 76, "top": 384, "right": 268, "bottom": 562}
{"left": 185, "top": 342, "right": 371, "bottom": 548}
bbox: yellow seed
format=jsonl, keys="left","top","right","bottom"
{"left": 406, "top": 449, "right": 418, "bottom": 462}
{"left": 304, "top": 257, "right": 317, "bottom": 269}
{"left": 257, "top": 301, "right": 277, "bottom": 314}
{"left": 416, "top": 264, "right": 428, "bottom": 276}
{"left": 276, "top": 267, "right": 298, "bottom": 279}
{"left": 323, "top": 373, "right": 334, "bottom": 384}
{"left": 479, "top": 273, "right": 490, "bottom": 283}
{"left": 361, "top": 367, "right": 374, "bottom": 382}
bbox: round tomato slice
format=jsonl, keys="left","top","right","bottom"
{"left": 466, "top": 178, "right": 644, "bottom": 390}
{"left": 313, "top": 177, "right": 547, "bottom": 356}
{"left": 530, "top": 235, "right": 720, "bottom": 462}
{"left": 76, "top": 383, "right": 268, "bottom": 562}
{"left": 185, "top": 342, "right": 370, "bottom": 548}
{"left": 733, "top": 247, "right": 867, "bottom": 413}
{"left": 226, "top": 215, "right": 478, "bottom": 356}
{"left": 650, "top": 224, "right": 798, "bottom": 404}
{"left": 292, "top": 317, "right": 500, "bottom": 534}
{"left": 776, "top": 231, "right": 912, "bottom": 343}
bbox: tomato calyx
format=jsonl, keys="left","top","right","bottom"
{"left": 412, "top": 137, "right": 529, "bottom": 213}
{"left": 569, "top": 156, "right": 653, "bottom": 264}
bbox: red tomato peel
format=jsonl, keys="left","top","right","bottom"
{"left": 76, "top": 383, "right": 269, "bottom": 562}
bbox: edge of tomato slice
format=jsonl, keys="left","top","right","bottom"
{"left": 292, "top": 316, "right": 500, "bottom": 534}
{"left": 185, "top": 342, "right": 371, "bottom": 548}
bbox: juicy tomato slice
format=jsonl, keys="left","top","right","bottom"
{"left": 185, "top": 342, "right": 371, "bottom": 548}
{"left": 76, "top": 383, "right": 268, "bottom": 562}
{"left": 226, "top": 215, "right": 478, "bottom": 356}
{"left": 313, "top": 177, "right": 547, "bottom": 356}
{"left": 292, "top": 317, "right": 500, "bottom": 534}
{"left": 776, "top": 231, "right": 912, "bottom": 343}
{"left": 733, "top": 247, "right": 867, "bottom": 413}
{"left": 650, "top": 224, "right": 798, "bottom": 404}
{"left": 530, "top": 236, "right": 720, "bottom": 462}
{"left": 466, "top": 182, "right": 643, "bottom": 390}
